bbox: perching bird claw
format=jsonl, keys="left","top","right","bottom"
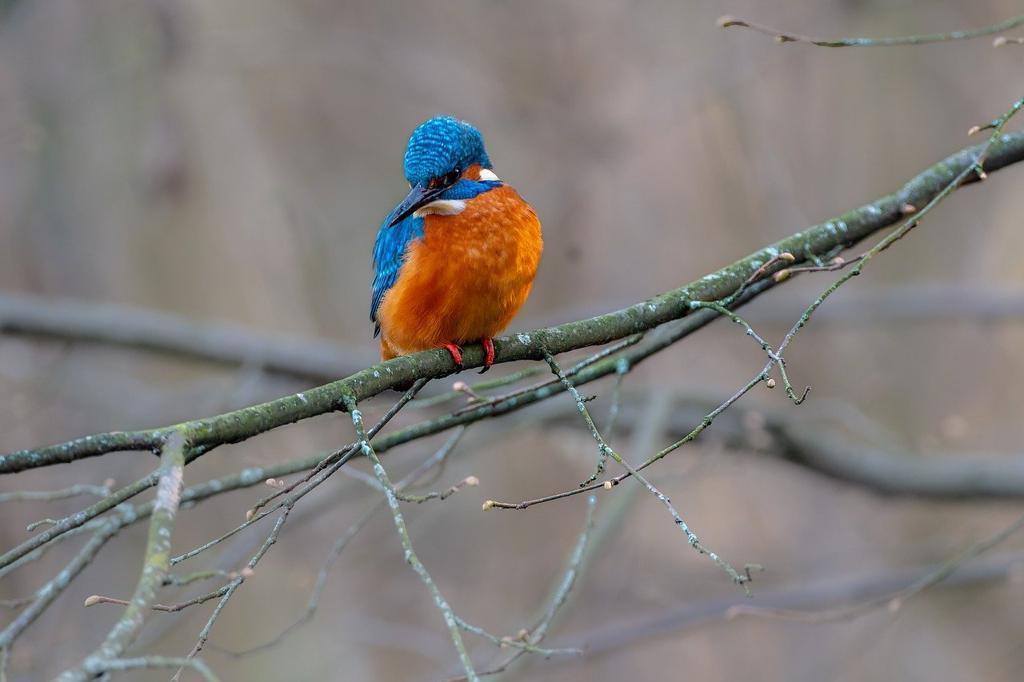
{"left": 479, "top": 337, "right": 495, "bottom": 374}
{"left": 442, "top": 343, "right": 464, "bottom": 370}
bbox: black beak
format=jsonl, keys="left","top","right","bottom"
{"left": 388, "top": 182, "right": 448, "bottom": 227}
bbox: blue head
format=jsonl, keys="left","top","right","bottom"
{"left": 372, "top": 117, "right": 506, "bottom": 328}
{"left": 387, "top": 117, "right": 494, "bottom": 226}
{"left": 403, "top": 116, "right": 492, "bottom": 186}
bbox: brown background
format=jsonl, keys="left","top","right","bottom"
{"left": 1, "top": 1, "right": 1023, "bottom": 680}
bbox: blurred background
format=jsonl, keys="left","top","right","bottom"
{"left": 2, "top": 0, "right": 1024, "bottom": 680}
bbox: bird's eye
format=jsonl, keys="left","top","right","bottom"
{"left": 427, "top": 169, "right": 461, "bottom": 190}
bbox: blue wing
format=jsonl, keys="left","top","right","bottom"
{"left": 371, "top": 208, "right": 424, "bottom": 337}
{"left": 370, "top": 179, "right": 501, "bottom": 337}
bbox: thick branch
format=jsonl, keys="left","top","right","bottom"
{"left": 58, "top": 432, "right": 187, "bottom": 681}
{"left": 564, "top": 550, "right": 1024, "bottom": 659}
{"left": 3, "top": 131, "right": 1024, "bottom": 477}
{"left": 539, "top": 397, "right": 1024, "bottom": 500}
{"left": 0, "top": 292, "right": 372, "bottom": 382}
{"left": 774, "top": 427, "right": 1024, "bottom": 499}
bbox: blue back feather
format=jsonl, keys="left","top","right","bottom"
{"left": 370, "top": 117, "right": 501, "bottom": 334}
{"left": 371, "top": 210, "right": 424, "bottom": 336}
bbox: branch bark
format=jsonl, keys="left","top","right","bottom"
{"left": 3, "top": 130, "right": 1022, "bottom": 478}
{"left": 58, "top": 432, "right": 187, "bottom": 681}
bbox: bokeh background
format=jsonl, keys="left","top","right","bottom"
{"left": 2, "top": 0, "right": 1024, "bottom": 680}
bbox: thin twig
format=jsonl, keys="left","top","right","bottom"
{"left": 0, "top": 472, "right": 160, "bottom": 572}
{"left": 0, "top": 523, "right": 96, "bottom": 581}
{"left": 568, "top": 551, "right": 1024, "bottom": 659}
{"left": 172, "top": 381, "right": 429, "bottom": 569}
{"left": 84, "top": 574, "right": 252, "bottom": 614}
{"left": 245, "top": 378, "right": 429, "bottom": 519}
{"left": 453, "top": 495, "right": 597, "bottom": 681}
{"left": 578, "top": 356, "right": 632, "bottom": 487}
{"left": 344, "top": 394, "right": 478, "bottom": 681}
{"left": 171, "top": 509, "right": 291, "bottom": 681}
{"left": 0, "top": 483, "right": 113, "bottom": 504}
{"left": 0, "top": 515, "right": 132, "bottom": 650}
{"left": 163, "top": 569, "right": 235, "bottom": 588}
{"left": 683, "top": 95, "right": 1024, "bottom": 415}
{"left": 0, "top": 597, "right": 31, "bottom": 610}
{"left": 89, "top": 655, "right": 220, "bottom": 682}
{"left": 215, "top": 504, "right": 379, "bottom": 658}
{"left": 217, "top": 427, "right": 469, "bottom": 658}
{"left": 538, "top": 350, "right": 751, "bottom": 589}
{"left": 764, "top": 94, "right": 1024, "bottom": 402}
{"left": 718, "top": 251, "right": 797, "bottom": 307}
{"left": 454, "top": 617, "right": 579, "bottom": 657}
{"left": 409, "top": 367, "right": 546, "bottom": 410}
{"left": 717, "top": 13, "right": 1024, "bottom": 47}
{"left": 728, "top": 511, "right": 1024, "bottom": 623}
{"left": 170, "top": 382, "right": 430, "bottom": 678}
{"left": 485, "top": 372, "right": 765, "bottom": 511}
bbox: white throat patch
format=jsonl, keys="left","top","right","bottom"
{"left": 413, "top": 199, "right": 467, "bottom": 218}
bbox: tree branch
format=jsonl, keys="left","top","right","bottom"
{"left": 3, "top": 130, "right": 1023, "bottom": 478}
{"left": 565, "top": 549, "right": 1024, "bottom": 660}
{"left": 535, "top": 396, "right": 1024, "bottom": 500}
{"left": 0, "top": 292, "right": 372, "bottom": 382}
{"left": 538, "top": 350, "right": 751, "bottom": 587}
{"left": 345, "top": 393, "right": 479, "bottom": 681}
{"left": 772, "top": 425, "right": 1024, "bottom": 500}
{"left": 58, "top": 431, "right": 187, "bottom": 681}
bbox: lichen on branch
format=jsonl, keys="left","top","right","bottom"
{"left": 2, "top": 130, "right": 1022, "bottom": 479}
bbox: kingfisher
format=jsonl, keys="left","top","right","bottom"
{"left": 371, "top": 116, "right": 543, "bottom": 372}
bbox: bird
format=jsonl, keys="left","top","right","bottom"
{"left": 370, "top": 116, "right": 543, "bottom": 373}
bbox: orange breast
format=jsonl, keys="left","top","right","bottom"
{"left": 377, "top": 186, "right": 543, "bottom": 358}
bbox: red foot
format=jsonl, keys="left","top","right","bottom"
{"left": 479, "top": 338, "right": 495, "bottom": 374}
{"left": 441, "top": 342, "right": 464, "bottom": 369}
